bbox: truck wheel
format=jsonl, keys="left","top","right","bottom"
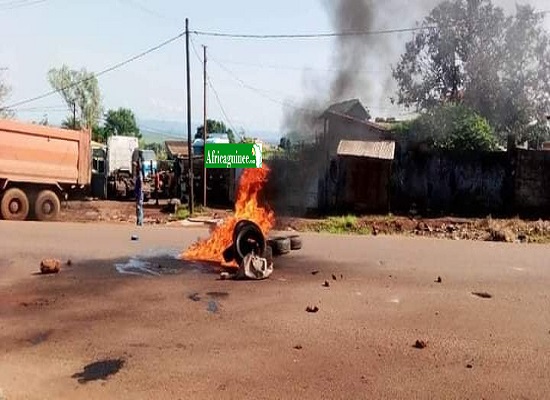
{"left": 34, "top": 190, "right": 61, "bottom": 222}
{"left": 1, "top": 188, "right": 30, "bottom": 221}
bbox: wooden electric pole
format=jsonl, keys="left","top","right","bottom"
{"left": 185, "top": 18, "right": 194, "bottom": 215}
{"left": 202, "top": 45, "right": 207, "bottom": 208}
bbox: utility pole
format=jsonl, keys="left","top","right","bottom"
{"left": 185, "top": 18, "right": 194, "bottom": 215}
{"left": 202, "top": 45, "right": 207, "bottom": 208}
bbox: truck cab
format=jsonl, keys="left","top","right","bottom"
{"left": 97, "top": 136, "right": 152, "bottom": 201}
{"left": 141, "top": 149, "right": 158, "bottom": 179}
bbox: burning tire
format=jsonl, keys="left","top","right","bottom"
{"left": 233, "top": 220, "right": 253, "bottom": 243}
{"left": 269, "top": 237, "right": 291, "bottom": 256}
{"left": 1, "top": 188, "right": 30, "bottom": 221}
{"left": 233, "top": 220, "right": 267, "bottom": 264}
{"left": 34, "top": 190, "right": 61, "bottom": 222}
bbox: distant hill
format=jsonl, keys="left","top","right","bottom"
{"left": 138, "top": 118, "right": 194, "bottom": 144}
{"left": 138, "top": 118, "right": 281, "bottom": 145}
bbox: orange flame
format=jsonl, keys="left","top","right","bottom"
{"left": 181, "top": 165, "right": 275, "bottom": 265}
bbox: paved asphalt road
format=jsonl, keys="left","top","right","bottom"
{"left": 0, "top": 221, "right": 549, "bottom": 399}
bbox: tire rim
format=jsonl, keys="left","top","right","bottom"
{"left": 9, "top": 199, "right": 21, "bottom": 214}
{"left": 42, "top": 200, "right": 53, "bottom": 215}
{"left": 234, "top": 223, "right": 266, "bottom": 262}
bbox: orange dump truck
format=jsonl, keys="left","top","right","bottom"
{"left": 0, "top": 119, "right": 91, "bottom": 221}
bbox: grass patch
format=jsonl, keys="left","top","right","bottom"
{"left": 306, "top": 215, "right": 371, "bottom": 235}
{"left": 175, "top": 204, "right": 210, "bottom": 220}
{"left": 193, "top": 205, "right": 209, "bottom": 215}
{"left": 175, "top": 206, "right": 191, "bottom": 220}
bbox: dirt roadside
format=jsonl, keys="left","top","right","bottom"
{"left": 58, "top": 200, "right": 550, "bottom": 244}
{"left": 278, "top": 215, "right": 550, "bottom": 244}
{"left": 58, "top": 200, "right": 232, "bottom": 226}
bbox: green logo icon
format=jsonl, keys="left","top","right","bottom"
{"left": 204, "top": 143, "right": 262, "bottom": 169}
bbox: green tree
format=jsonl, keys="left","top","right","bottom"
{"left": 0, "top": 71, "right": 14, "bottom": 119}
{"left": 195, "top": 119, "right": 236, "bottom": 143}
{"left": 102, "top": 108, "right": 141, "bottom": 139}
{"left": 92, "top": 125, "right": 107, "bottom": 143}
{"left": 47, "top": 65, "right": 102, "bottom": 130}
{"left": 395, "top": 104, "right": 498, "bottom": 152}
{"left": 392, "top": 0, "right": 550, "bottom": 144}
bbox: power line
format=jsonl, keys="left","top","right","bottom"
{"left": 212, "top": 58, "right": 391, "bottom": 74}
{"left": 10, "top": 104, "right": 68, "bottom": 111}
{"left": 191, "top": 9, "right": 550, "bottom": 40}
{"left": 209, "top": 53, "right": 411, "bottom": 117}
{"left": 2, "top": 30, "right": 185, "bottom": 111}
{"left": 192, "top": 25, "right": 434, "bottom": 40}
{"left": 209, "top": 55, "right": 316, "bottom": 113}
{"left": 190, "top": 36, "right": 239, "bottom": 135}
{"left": 14, "top": 108, "right": 67, "bottom": 113}
{"left": 206, "top": 76, "right": 238, "bottom": 135}
{"left": 189, "top": 36, "right": 203, "bottom": 64}
{"left": 0, "top": 0, "right": 48, "bottom": 10}
{"left": 117, "top": 0, "right": 181, "bottom": 25}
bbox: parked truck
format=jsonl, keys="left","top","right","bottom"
{"left": 91, "top": 135, "right": 152, "bottom": 201}
{"left": 172, "top": 155, "right": 236, "bottom": 207}
{"left": 0, "top": 119, "right": 91, "bottom": 221}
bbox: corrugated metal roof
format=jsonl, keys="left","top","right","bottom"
{"left": 337, "top": 140, "right": 396, "bottom": 160}
{"left": 165, "top": 140, "right": 189, "bottom": 157}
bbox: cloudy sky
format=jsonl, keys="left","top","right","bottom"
{"left": 0, "top": 0, "right": 548, "bottom": 139}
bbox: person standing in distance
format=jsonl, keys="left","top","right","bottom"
{"left": 132, "top": 149, "right": 144, "bottom": 226}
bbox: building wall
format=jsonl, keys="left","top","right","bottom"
{"left": 263, "top": 158, "right": 320, "bottom": 216}
{"left": 264, "top": 142, "right": 550, "bottom": 217}
{"left": 390, "top": 150, "right": 509, "bottom": 215}
{"left": 328, "top": 156, "right": 391, "bottom": 214}
{"left": 390, "top": 149, "right": 550, "bottom": 217}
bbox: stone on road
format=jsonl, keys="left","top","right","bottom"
{"left": 0, "top": 221, "right": 549, "bottom": 399}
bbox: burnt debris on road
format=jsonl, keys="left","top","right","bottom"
{"left": 71, "top": 359, "right": 126, "bottom": 384}
{"left": 472, "top": 292, "right": 493, "bottom": 299}
{"left": 413, "top": 340, "right": 427, "bottom": 349}
{"left": 40, "top": 259, "right": 61, "bottom": 275}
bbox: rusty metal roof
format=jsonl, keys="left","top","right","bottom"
{"left": 337, "top": 140, "right": 396, "bottom": 160}
{"left": 165, "top": 140, "right": 189, "bottom": 158}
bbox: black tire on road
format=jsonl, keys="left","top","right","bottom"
{"left": 1, "top": 188, "right": 30, "bottom": 221}
{"left": 234, "top": 221, "right": 266, "bottom": 264}
{"left": 34, "top": 190, "right": 61, "bottom": 222}
{"left": 288, "top": 234, "right": 303, "bottom": 250}
{"left": 269, "top": 237, "right": 291, "bottom": 256}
